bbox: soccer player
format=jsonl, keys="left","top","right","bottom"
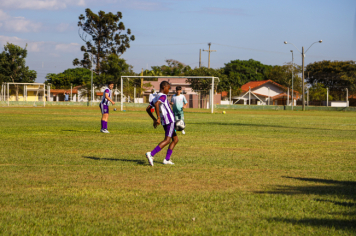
{"left": 148, "top": 88, "right": 157, "bottom": 113}
{"left": 145, "top": 81, "right": 178, "bottom": 166}
{"left": 99, "top": 81, "right": 115, "bottom": 133}
{"left": 170, "top": 86, "right": 188, "bottom": 134}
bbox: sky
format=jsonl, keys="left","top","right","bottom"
{"left": 0, "top": 0, "right": 355, "bottom": 83}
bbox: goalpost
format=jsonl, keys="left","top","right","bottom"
{"left": 2, "top": 82, "right": 46, "bottom": 107}
{"left": 120, "top": 76, "right": 219, "bottom": 114}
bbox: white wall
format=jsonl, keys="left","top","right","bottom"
{"left": 330, "top": 101, "right": 348, "bottom": 107}
{"left": 253, "top": 82, "right": 284, "bottom": 97}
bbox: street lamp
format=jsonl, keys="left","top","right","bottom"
{"left": 284, "top": 40, "right": 322, "bottom": 111}
{"left": 290, "top": 50, "right": 294, "bottom": 111}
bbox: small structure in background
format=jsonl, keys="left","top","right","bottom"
{"left": 50, "top": 88, "right": 78, "bottom": 102}
{"left": 143, "top": 77, "right": 221, "bottom": 108}
{"left": 2, "top": 83, "right": 46, "bottom": 102}
{"left": 233, "top": 80, "right": 299, "bottom": 105}
{"left": 349, "top": 95, "right": 356, "bottom": 107}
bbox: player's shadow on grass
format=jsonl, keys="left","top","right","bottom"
{"left": 83, "top": 156, "right": 147, "bottom": 165}
{"left": 256, "top": 176, "right": 356, "bottom": 231}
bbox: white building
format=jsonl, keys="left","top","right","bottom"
{"left": 233, "top": 80, "right": 300, "bottom": 105}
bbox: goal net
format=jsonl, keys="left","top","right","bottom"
{"left": 1, "top": 82, "right": 47, "bottom": 107}
{"left": 119, "top": 76, "right": 220, "bottom": 113}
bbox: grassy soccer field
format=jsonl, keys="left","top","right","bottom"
{"left": 0, "top": 106, "right": 355, "bottom": 235}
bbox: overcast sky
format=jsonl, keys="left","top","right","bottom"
{"left": 0, "top": 0, "right": 355, "bottom": 82}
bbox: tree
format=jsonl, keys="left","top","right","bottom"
{"left": 152, "top": 59, "right": 191, "bottom": 76}
{"left": 306, "top": 60, "right": 356, "bottom": 100}
{"left": 268, "top": 62, "right": 302, "bottom": 92}
{"left": 184, "top": 67, "right": 228, "bottom": 92}
{"left": 309, "top": 83, "right": 333, "bottom": 101}
{"left": 0, "top": 43, "right": 37, "bottom": 100}
{"left": 99, "top": 54, "right": 132, "bottom": 85}
{"left": 73, "top": 8, "right": 135, "bottom": 73}
{"left": 45, "top": 68, "right": 94, "bottom": 89}
{"left": 222, "top": 59, "right": 272, "bottom": 89}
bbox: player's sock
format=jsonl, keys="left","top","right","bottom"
{"left": 104, "top": 121, "right": 108, "bottom": 130}
{"left": 165, "top": 149, "right": 173, "bottom": 161}
{"left": 151, "top": 146, "right": 161, "bottom": 157}
{"left": 101, "top": 120, "right": 105, "bottom": 129}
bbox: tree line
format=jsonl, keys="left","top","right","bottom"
{"left": 1, "top": 8, "right": 355, "bottom": 102}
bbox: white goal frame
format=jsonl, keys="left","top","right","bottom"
{"left": 120, "top": 76, "right": 219, "bottom": 114}
{"left": 2, "top": 82, "right": 46, "bottom": 107}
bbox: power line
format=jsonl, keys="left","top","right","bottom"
{"left": 212, "top": 43, "right": 288, "bottom": 55}
{"left": 133, "top": 43, "right": 207, "bottom": 46}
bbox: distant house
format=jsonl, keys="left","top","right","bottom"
{"left": 143, "top": 78, "right": 221, "bottom": 108}
{"left": 233, "top": 80, "right": 300, "bottom": 105}
{"left": 6, "top": 83, "right": 46, "bottom": 102}
{"left": 50, "top": 88, "right": 78, "bottom": 102}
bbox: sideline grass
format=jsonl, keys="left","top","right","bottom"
{"left": 0, "top": 106, "right": 355, "bottom": 235}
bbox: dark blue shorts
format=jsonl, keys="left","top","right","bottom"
{"left": 100, "top": 103, "right": 109, "bottom": 114}
{"left": 163, "top": 123, "right": 177, "bottom": 138}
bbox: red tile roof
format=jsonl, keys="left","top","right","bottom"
{"left": 219, "top": 91, "right": 228, "bottom": 97}
{"left": 272, "top": 93, "right": 290, "bottom": 99}
{"left": 241, "top": 80, "right": 287, "bottom": 92}
{"left": 50, "top": 89, "right": 77, "bottom": 94}
{"left": 241, "top": 80, "right": 300, "bottom": 97}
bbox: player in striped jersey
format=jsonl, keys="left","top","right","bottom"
{"left": 99, "top": 81, "right": 115, "bottom": 133}
{"left": 145, "top": 81, "right": 178, "bottom": 166}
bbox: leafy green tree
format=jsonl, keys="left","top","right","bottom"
{"left": 45, "top": 68, "right": 94, "bottom": 89}
{"left": 184, "top": 67, "right": 228, "bottom": 93}
{"left": 143, "top": 68, "right": 163, "bottom": 77}
{"left": 0, "top": 43, "right": 37, "bottom": 100}
{"left": 47, "top": 55, "right": 134, "bottom": 89}
{"left": 73, "top": 8, "right": 135, "bottom": 73}
{"left": 222, "top": 59, "right": 272, "bottom": 89}
{"left": 306, "top": 60, "right": 356, "bottom": 100}
{"left": 308, "top": 83, "right": 333, "bottom": 101}
{"left": 268, "top": 62, "right": 302, "bottom": 92}
{"left": 152, "top": 59, "right": 191, "bottom": 76}
{"left": 99, "top": 54, "right": 132, "bottom": 84}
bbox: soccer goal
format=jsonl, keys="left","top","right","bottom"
{"left": 120, "top": 76, "right": 220, "bottom": 113}
{"left": 1, "top": 82, "right": 47, "bottom": 107}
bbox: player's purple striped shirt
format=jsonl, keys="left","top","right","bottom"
{"left": 100, "top": 88, "right": 112, "bottom": 106}
{"left": 150, "top": 93, "right": 175, "bottom": 125}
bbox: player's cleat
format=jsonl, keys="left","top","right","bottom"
{"left": 101, "top": 129, "right": 110, "bottom": 133}
{"left": 163, "top": 159, "right": 174, "bottom": 165}
{"left": 146, "top": 152, "right": 154, "bottom": 166}
{"left": 182, "top": 130, "right": 185, "bottom": 135}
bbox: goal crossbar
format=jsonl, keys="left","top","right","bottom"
{"left": 120, "top": 76, "right": 219, "bottom": 113}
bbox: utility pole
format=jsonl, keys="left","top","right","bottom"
{"left": 91, "top": 54, "right": 93, "bottom": 102}
{"left": 346, "top": 88, "right": 348, "bottom": 107}
{"left": 140, "top": 68, "right": 143, "bottom": 94}
{"left": 199, "top": 49, "right": 201, "bottom": 68}
{"left": 302, "top": 47, "right": 305, "bottom": 111}
{"left": 285, "top": 40, "right": 322, "bottom": 111}
{"left": 291, "top": 50, "right": 294, "bottom": 110}
{"left": 203, "top": 43, "right": 216, "bottom": 69}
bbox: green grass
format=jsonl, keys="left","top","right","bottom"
{"left": 0, "top": 106, "right": 355, "bottom": 235}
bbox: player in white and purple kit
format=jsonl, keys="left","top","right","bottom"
{"left": 145, "top": 81, "right": 178, "bottom": 166}
{"left": 99, "top": 81, "right": 115, "bottom": 133}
